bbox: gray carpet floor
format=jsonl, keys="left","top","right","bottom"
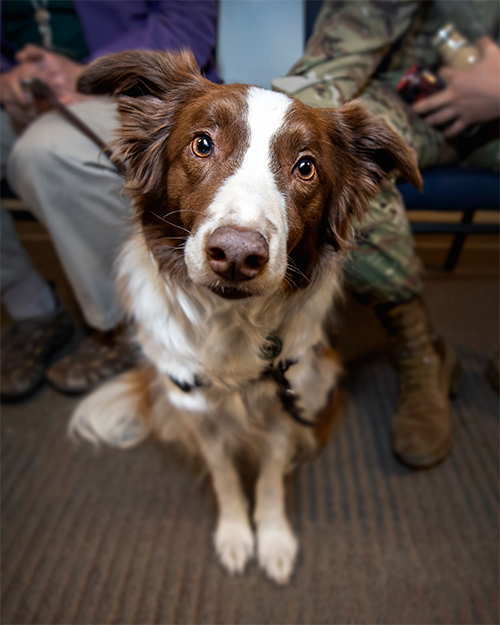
{"left": 2, "top": 277, "right": 499, "bottom": 624}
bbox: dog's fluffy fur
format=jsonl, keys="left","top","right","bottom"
{"left": 71, "top": 51, "right": 421, "bottom": 584}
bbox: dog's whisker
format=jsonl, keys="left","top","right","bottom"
{"left": 284, "top": 274, "right": 300, "bottom": 292}
{"left": 149, "top": 211, "right": 192, "bottom": 235}
{"left": 286, "top": 258, "right": 311, "bottom": 285}
{"left": 162, "top": 208, "right": 205, "bottom": 219}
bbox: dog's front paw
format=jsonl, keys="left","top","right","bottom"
{"left": 214, "top": 518, "right": 254, "bottom": 575}
{"left": 257, "top": 521, "right": 298, "bottom": 585}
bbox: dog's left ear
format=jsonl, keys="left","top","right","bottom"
{"left": 321, "top": 101, "right": 422, "bottom": 246}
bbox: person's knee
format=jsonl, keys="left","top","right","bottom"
{"left": 7, "top": 113, "right": 79, "bottom": 198}
{"left": 7, "top": 108, "right": 94, "bottom": 204}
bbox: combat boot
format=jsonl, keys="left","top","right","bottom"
{"left": 376, "top": 297, "right": 461, "bottom": 469}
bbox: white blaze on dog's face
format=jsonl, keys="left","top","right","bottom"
{"left": 182, "top": 87, "right": 293, "bottom": 299}
{"left": 77, "top": 51, "right": 421, "bottom": 300}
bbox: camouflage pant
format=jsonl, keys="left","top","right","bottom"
{"left": 343, "top": 80, "right": 499, "bottom": 306}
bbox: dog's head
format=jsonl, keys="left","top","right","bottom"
{"left": 79, "top": 50, "right": 421, "bottom": 300}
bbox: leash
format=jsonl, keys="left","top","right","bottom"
{"left": 21, "top": 77, "right": 127, "bottom": 176}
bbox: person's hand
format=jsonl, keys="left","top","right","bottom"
{"left": 1, "top": 45, "right": 91, "bottom": 125}
{"left": 412, "top": 37, "right": 500, "bottom": 138}
{"left": 15, "top": 44, "right": 89, "bottom": 106}
{"left": 0, "top": 63, "right": 39, "bottom": 125}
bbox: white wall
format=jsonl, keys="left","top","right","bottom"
{"left": 217, "top": 0, "right": 305, "bottom": 89}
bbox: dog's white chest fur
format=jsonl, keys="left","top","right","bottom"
{"left": 120, "top": 228, "right": 339, "bottom": 404}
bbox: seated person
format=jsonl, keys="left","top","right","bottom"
{"left": 272, "top": 0, "right": 499, "bottom": 468}
{"left": 1, "top": 0, "right": 218, "bottom": 401}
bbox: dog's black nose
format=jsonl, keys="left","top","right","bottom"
{"left": 206, "top": 226, "right": 269, "bottom": 282}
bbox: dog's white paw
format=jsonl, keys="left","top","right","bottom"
{"left": 257, "top": 522, "right": 298, "bottom": 585}
{"left": 214, "top": 518, "right": 255, "bottom": 575}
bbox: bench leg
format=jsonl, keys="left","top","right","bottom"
{"left": 444, "top": 211, "right": 474, "bottom": 271}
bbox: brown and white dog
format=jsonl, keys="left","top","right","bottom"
{"left": 71, "top": 51, "right": 421, "bottom": 585}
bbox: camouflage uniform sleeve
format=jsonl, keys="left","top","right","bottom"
{"left": 272, "top": 0, "right": 420, "bottom": 108}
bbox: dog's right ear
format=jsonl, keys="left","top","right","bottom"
{"left": 77, "top": 50, "right": 209, "bottom": 196}
{"left": 77, "top": 49, "right": 204, "bottom": 99}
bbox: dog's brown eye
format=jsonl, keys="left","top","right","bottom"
{"left": 295, "top": 158, "right": 316, "bottom": 180}
{"left": 192, "top": 135, "right": 214, "bottom": 158}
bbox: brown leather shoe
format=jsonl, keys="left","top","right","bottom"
{"left": 1, "top": 309, "right": 73, "bottom": 404}
{"left": 46, "top": 324, "right": 139, "bottom": 395}
{"left": 377, "top": 297, "right": 461, "bottom": 469}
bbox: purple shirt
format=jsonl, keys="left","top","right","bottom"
{"left": 1, "top": 0, "right": 219, "bottom": 81}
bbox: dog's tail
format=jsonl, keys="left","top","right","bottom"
{"left": 69, "top": 368, "right": 153, "bottom": 448}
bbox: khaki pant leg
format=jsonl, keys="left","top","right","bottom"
{"left": 7, "top": 98, "right": 131, "bottom": 331}
{"left": 1, "top": 109, "right": 37, "bottom": 293}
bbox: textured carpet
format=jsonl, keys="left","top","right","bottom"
{"left": 2, "top": 279, "right": 499, "bottom": 624}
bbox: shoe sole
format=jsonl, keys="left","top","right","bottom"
{"left": 394, "top": 429, "right": 454, "bottom": 470}
{"left": 0, "top": 376, "right": 47, "bottom": 405}
{"left": 1, "top": 324, "right": 74, "bottom": 405}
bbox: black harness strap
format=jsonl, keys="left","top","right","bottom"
{"left": 168, "top": 334, "right": 322, "bottom": 427}
{"left": 168, "top": 374, "right": 206, "bottom": 393}
{"left": 168, "top": 359, "right": 319, "bottom": 428}
{"left": 261, "top": 359, "right": 318, "bottom": 427}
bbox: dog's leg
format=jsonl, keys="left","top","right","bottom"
{"left": 254, "top": 420, "right": 298, "bottom": 585}
{"left": 195, "top": 429, "right": 254, "bottom": 575}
